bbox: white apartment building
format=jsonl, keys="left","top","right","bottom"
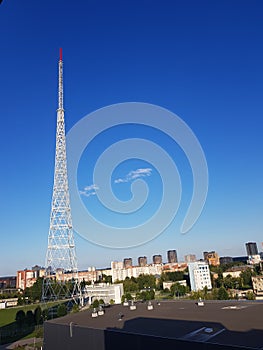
{"left": 110, "top": 262, "right": 163, "bottom": 283}
{"left": 83, "top": 283, "right": 124, "bottom": 304}
{"left": 188, "top": 261, "right": 212, "bottom": 291}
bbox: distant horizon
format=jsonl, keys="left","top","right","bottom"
{"left": 3, "top": 239, "right": 262, "bottom": 277}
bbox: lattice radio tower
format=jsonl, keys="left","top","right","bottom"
{"left": 42, "top": 49, "right": 81, "bottom": 303}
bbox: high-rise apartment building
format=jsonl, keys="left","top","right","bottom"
{"left": 138, "top": 256, "right": 147, "bottom": 267}
{"left": 188, "top": 261, "right": 212, "bottom": 291}
{"left": 123, "top": 258, "right": 133, "bottom": 268}
{"left": 246, "top": 242, "right": 258, "bottom": 256}
{"left": 184, "top": 254, "right": 197, "bottom": 263}
{"left": 167, "top": 250, "right": 178, "bottom": 263}
{"left": 153, "top": 255, "right": 162, "bottom": 264}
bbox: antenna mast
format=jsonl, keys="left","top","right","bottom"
{"left": 42, "top": 49, "right": 81, "bottom": 305}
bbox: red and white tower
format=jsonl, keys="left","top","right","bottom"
{"left": 42, "top": 49, "right": 81, "bottom": 303}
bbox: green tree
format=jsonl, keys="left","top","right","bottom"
{"left": 137, "top": 274, "right": 156, "bottom": 290}
{"left": 101, "top": 274, "right": 112, "bottom": 284}
{"left": 123, "top": 277, "right": 138, "bottom": 293}
{"left": 34, "top": 306, "right": 42, "bottom": 325}
{"left": 57, "top": 304, "right": 67, "bottom": 317}
{"left": 99, "top": 299, "right": 105, "bottom": 304}
{"left": 240, "top": 269, "right": 253, "bottom": 288}
{"left": 109, "top": 299, "right": 115, "bottom": 305}
{"left": 139, "top": 290, "right": 155, "bottom": 301}
{"left": 121, "top": 293, "right": 132, "bottom": 302}
{"left": 15, "top": 310, "right": 26, "bottom": 327}
{"left": 92, "top": 299, "right": 100, "bottom": 308}
{"left": 17, "top": 296, "right": 24, "bottom": 305}
{"left": 26, "top": 310, "right": 35, "bottom": 326}
{"left": 42, "top": 308, "right": 49, "bottom": 321}
{"left": 223, "top": 275, "right": 241, "bottom": 289}
{"left": 170, "top": 283, "right": 187, "bottom": 297}
{"left": 217, "top": 286, "right": 229, "bottom": 300}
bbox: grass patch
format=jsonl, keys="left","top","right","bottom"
{"left": 0, "top": 301, "right": 60, "bottom": 327}
{"left": 22, "top": 326, "right": 43, "bottom": 340}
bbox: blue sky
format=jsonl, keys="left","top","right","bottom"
{"left": 0, "top": 1, "right": 262, "bottom": 275}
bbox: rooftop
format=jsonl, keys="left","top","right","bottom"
{"left": 47, "top": 300, "right": 263, "bottom": 349}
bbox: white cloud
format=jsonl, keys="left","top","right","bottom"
{"left": 114, "top": 168, "right": 152, "bottom": 184}
{"left": 79, "top": 184, "right": 99, "bottom": 197}
{"left": 84, "top": 184, "right": 99, "bottom": 192}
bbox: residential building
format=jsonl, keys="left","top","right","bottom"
{"left": 203, "top": 251, "right": 220, "bottom": 266}
{"left": 0, "top": 276, "right": 16, "bottom": 289}
{"left": 167, "top": 250, "right": 178, "bottom": 263}
{"left": 111, "top": 261, "right": 123, "bottom": 270}
{"left": 247, "top": 254, "right": 261, "bottom": 265}
{"left": 138, "top": 256, "right": 147, "bottom": 267}
{"left": 188, "top": 261, "right": 212, "bottom": 291}
{"left": 252, "top": 275, "right": 263, "bottom": 297}
{"left": 153, "top": 255, "right": 162, "bottom": 264}
{"left": 222, "top": 265, "right": 253, "bottom": 279}
{"left": 16, "top": 270, "right": 36, "bottom": 290}
{"left": 233, "top": 256, "right": 248, "bottom": 263}
{"left": 110, "top": 264, "right": 163, "bottom": 283}
{"left": 123, "top": 258, "right": 133, "bottom": 268}
{"left": 184, "top": 254, "right": 197, "bottom": 263}
{"left": 32, "top": 265, "right": 45, "bottom": 278}
{"left": 246, "top": 242, "right": 258, "bottom": 256}
{"left": 163, "top": 280, "right": 187, "bottom": 291}
{"left": 162, "top": 263, "right": 188, "bottom": 272}
{"left": 219, "top": 256, "right": 233, "bottom": 265}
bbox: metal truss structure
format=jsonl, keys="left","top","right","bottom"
{"left": 42, "top": 49, "right": 81, "bottom": 304}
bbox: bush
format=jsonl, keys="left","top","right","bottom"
{"left": 92, "top": 299, "right": 100, "bottom": 308}
{"left": 246, "top": 291, "right": 255, "bottom": 300}
{"left": 72, "top": 304, "right": 79, "bottom": 313}
{"left": 34, "top": 306, "right": 42, "bottom": 325}
{"left": 26, "top": 310, "right": 35, "bottom": 325}
{"left": 217, "top": 286, "right": 229, "bottom": 300}
{"left": 57, "top": 304, "right": 67, "bottom": 317}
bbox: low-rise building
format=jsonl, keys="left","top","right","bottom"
{"left": 83, "top": 283, "right": 123, "bottom": 304}
{"left": 222, "top": 265, "right": 253, "bottom": 279}
{"left": 163, "top": 280, "right": 187, "bottom": 291}
{"left": 247, "top": 254, "right": 261, "bottom": 265}
{"left": 162, "top": 263, "right": 188, "bottom": 272}
{"left": 252, "top": 275, "right": 263, "bottom": 297}
{"left": 0, "top": 276, "right": 16, "bottom": 289}
{"left": 219, "top": 256, "right": 233, "bottom": 265}
{"left": 203, "top": 251, "right": 220, "bottom": 266}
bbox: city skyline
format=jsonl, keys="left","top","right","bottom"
{"left": 0, "top": 1, "right": 263, "bottom": 275}
{"left": 3, "top": 242, "right": 263, "bottom": 277}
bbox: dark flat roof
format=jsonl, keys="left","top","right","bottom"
{"left": 47, "top": 300, "right": 263, "bottom": 349}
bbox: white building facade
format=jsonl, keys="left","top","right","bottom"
{"left": 188, "top": 261, "right": 212, "bottom": 291}
{"left": 83, "top": 283, "right": 124, "bottom": 304}
{"left": 110, "top": 262, "right": 163, "bottom": 283}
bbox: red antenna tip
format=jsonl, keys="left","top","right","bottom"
{"left": 59, "top": 48, "right": 63, "bottom": 61}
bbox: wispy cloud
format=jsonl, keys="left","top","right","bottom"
{"left": 79, "top": 184, "right": 99, "bottom": 197}
{"left": 114, "top": 168, "right": 152, "bottom": 184}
